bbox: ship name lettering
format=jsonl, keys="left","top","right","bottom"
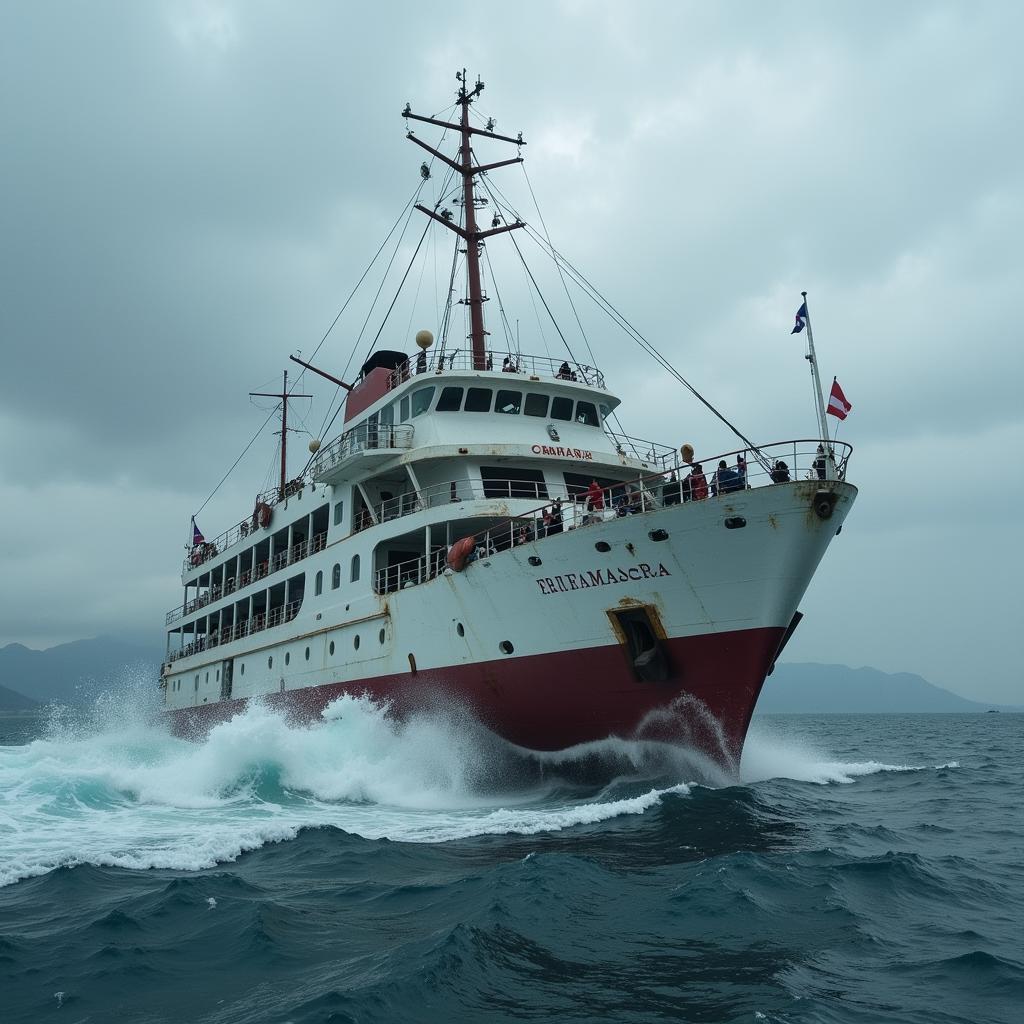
{"left": 535, "top": 563, "right": 671, "bottom": 595}
{"left": 530, "top": 444, "right": 593, "bottom": 460}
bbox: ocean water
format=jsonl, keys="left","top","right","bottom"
{"left": 0, "top": 695, "right": 1021, "bottom": 1024}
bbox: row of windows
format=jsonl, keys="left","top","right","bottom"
{"left": 173, "top": 625, "right": 393, "bottom": 697}
{"left": 395, "top": 386, "right": 606, "bottom": 426}
{"left": 314, "top": 555, "right": 361, "bottom": 596}
{"left": 230, "top": 629, "right": 388, "bottom": 676}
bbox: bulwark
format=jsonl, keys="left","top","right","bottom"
{"left": 536, "top": 562, "right": 671, "bottom": 595}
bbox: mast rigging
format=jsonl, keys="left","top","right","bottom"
{"left": 404, "top": 70, "right": 526, "bottom": 369}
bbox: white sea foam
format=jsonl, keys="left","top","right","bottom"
{"left": 0, "top": 696, "right": 694, "bottom": 886}
{"left": 740, "top": 729, "right": 960, "bottom": 785}
{"left": 0, "top": 693, "right": 961, "bottom": 887}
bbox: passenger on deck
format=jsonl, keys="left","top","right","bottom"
{"left": 770, "top": 460, "right": 791, "bottom": 483}
{"left": 556, "top": 361, "right": 573, "bottom": 380}
{"left": 545, "top": 498, "right": 564, "bottom": 535}
{"left": 662, "top": 471, "right": 682, "bottom": 506}
{"left": 736, "top": 454, "right": 748, "bottom": 489}
{"left": 586, "top": 479, "right": 605, "bottom": 511}
{"left": 689, "top": 464, "right": 709, "bottom": 500}
{"left": 711, "top": 460, "right": 741, "bottom": 496}
{"left": 812, "top": 445, "right": 827, "bottom": 480}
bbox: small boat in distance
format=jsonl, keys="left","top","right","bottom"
{"left": 160, "top": 73, "right": 857, "bottom": 774}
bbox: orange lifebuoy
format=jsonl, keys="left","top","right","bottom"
{"left": 446, "top": 536, "right": 476, "bottom": 572}
{"left": 257, "top": 503, "right": 272, "bottom": 529}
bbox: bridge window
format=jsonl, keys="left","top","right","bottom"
{"left": 437, "top": 386, "right": 464, "bottom": 411}
{"left": 599, "top": 402, "right": 612, "bottom": 423}
{"left": 333, "top": 501, "right": 344, "bottom": 526}
{"left": 351, "top": 554, "right": 361, "bottom": 582}
{"left": 380, "top": 403, "right": 394, "bottom": 426}
{"left": 551, "top": 396, "right": 573, "bottom": 421}
{"left": 332, "top": 563, "right": 341, "bottom": 589}
{"left": 495, "top": 389, "right": 522, "bottom": 415}
{"left": 464, "top": 387, "right": 492, "bottom": 412}
{"left": 400, "top": 396, "right": 410, "bottom": 421}
{"left": 524, "top": 393, "right": 549, "bottom": 417}
{"left": 481, "top": 466, "right": 549, "bottom": 499}
{"left": 411, "top": 387, "right": 434, "bottom": 417}
{"left": 575, "top": 401, "right": 600, "bottom": 426}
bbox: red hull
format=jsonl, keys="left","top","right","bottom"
{"left": 165, "top": 626, "right": 785, "bottom": 771}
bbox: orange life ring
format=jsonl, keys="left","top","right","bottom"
{"left": 446, "top": 536, "right": 476, "bottom": 572}
{"left": 257, "top": 503, "right": 272, "bottom": 529}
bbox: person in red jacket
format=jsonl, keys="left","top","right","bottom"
{"left": 586, "top": 479, "right": 605, "bottom": 511}
{"left": 689, "top": 463, "right": 709, "bottom": 500}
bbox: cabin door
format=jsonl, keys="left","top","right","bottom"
{"left": 220, "top": 659, "right": 233, "bottom": 701}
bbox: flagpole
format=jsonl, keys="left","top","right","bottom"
{"left": 801, "top": 291, "right": 832, "bottom": 472}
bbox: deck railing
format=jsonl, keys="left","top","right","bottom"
{"left": 386, "top": 351, "right": 605, "bottom": 391}
{"left": 168, "top": 532, "right": 326, "bottom": 624}
{"left": 165, "top": 598, "right": 303, "bottom": 665}
{"left": 374, "top": 439, "right": 852, "bottom": 595}
{"left": 309, "top": 423, "right": 415, "bottom": 479}
{"left": 182, "top": 483, "right": 308, "bottom": 575}
{"left": 353, "top": 477, "right": 551, "bottom": 534}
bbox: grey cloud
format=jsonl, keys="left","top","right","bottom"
{"left": 2, "top": 0, "right": 1022, "bottom": 701}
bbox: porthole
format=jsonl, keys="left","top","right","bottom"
{"left": 304, "top": 646, "right": 310, "bottom": 661}
{"left": 649, "top": 529, "right": 669, "bottom": 542}
{"left": 724, "top": 517, "right": 747, "bottom": 530}
{"left": 354, "top": 634, "right": 360, "bottom": 651}
{"left": 595, "top": 541, "right": 611, "bottom": 553}
{"left": 499, "top": 640, "right": 514, "bottom": 655}
{"left": 205, "top": 671, "right": 209, "bottom": 683}
{"left": 240, "top": 663, "right": 245, "bottom": 676}
{"left": 456, "top": 623, "right": 465, "bottom": 637}
{"left": 528, "top": 556, "right": 542, "bottom": 567}
{"left": 285, "top": 652, "right": 290, "bottom": 666}
{"left": 329, "top": 641, "right": 335, "bottom": 656}
{"left": 216, "top": 669, "right": 220, "bottom": 682}
{"left": 378, "top": 628, "right": 385, "bottom": 644}
{"left": 268, "top": 656, "right": 273, "bottom": 669}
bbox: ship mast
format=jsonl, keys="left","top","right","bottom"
{"left": 250, "top": 370, "right": 311, "bottom": 500}
{"left": 403, "top": 71, "right": 526, "bottom": 370}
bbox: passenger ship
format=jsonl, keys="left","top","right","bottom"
{"left": 161, "top": 74, "right": 857, "bottom": 772}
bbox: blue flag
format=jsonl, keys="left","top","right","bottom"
{"left": 791, "top": 302, "right": 808, "bottom": 334}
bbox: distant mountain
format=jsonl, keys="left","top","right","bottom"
{"left": 0, "top": 637, "right": 161, "bottom": 706}
{"left": 0, "top": 682, "right": 39, "bottom": 712}
{"left": 757, "top": 662, "right": 1019, "bottom": 714}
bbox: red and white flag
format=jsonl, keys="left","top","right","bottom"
{"left": 827, "top": 378, "right": 852, "bottom": 420}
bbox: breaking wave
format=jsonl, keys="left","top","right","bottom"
{"left": 0, "top": 693, "right": 959, "bottom": 887}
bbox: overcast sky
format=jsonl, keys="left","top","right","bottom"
{"left": 2, "top": 1, "right": 1021, "bottom": 702}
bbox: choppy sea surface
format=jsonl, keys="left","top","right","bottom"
{"left": 0, "top": 694, "right": 1021, "bottom": 1024}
